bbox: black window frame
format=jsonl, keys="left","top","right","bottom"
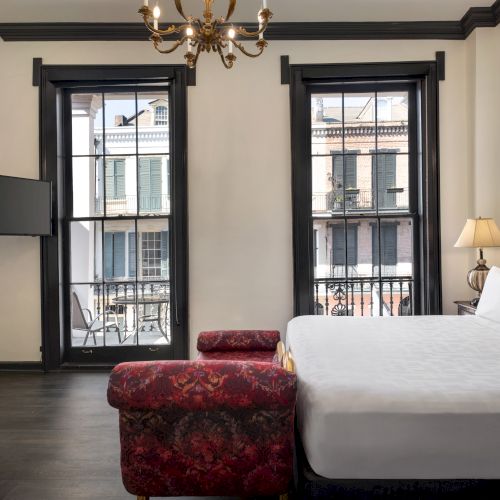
{"left": 39, "top": 65, "right": 189, "bottom": 370}
{"left": 290, "top": 61, "right": 442, "bottom": 317}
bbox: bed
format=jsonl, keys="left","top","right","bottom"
{"left": 287, "top": 266, "right": 500, "bottom": 496}
{"left": 287, "top": 313, "right": 500, "bottom": 483}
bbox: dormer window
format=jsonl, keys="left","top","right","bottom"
{"left": 155, "top": 105, "right": 168, "bottom": 126}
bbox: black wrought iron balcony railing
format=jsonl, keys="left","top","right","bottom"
{"left": 314, "top": 276, "right": 413, "bottom": 317}
{"left": 94, "top": 195, "right": 170, "bottom": 214}
{"left": 312, "top": 188, "right": 409, "bottom": 213}
{"left": 82, "top": 281, "right": 171, "bottom": 335}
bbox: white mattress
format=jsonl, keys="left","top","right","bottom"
{"left": 286, "top": 315, "right": 500, "bottom": 479}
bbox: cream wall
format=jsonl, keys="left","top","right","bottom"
{"left": 465, "top": 27, "right": 500, "bottom": 267}
{"left": 0, "top": 35, "right": 490, "bottom": 361}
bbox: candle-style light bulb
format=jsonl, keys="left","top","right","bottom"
{"left": 262, "top": 0, "right": 268, "bottom": 9}
{"left": 153, "top": 5, "right": 161, "bottom": 18}
{"left": 228, "top": 28, "right": 236, "bottom": 39}
{"left": 186, "top": 26, "right": 194, "bottom": 37}
{"left": 143, "top": 0, "right": 149, "bottom": 6}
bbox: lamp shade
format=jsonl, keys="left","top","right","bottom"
{"left": 455, "top": 218, "right": 500, "bottom": 248}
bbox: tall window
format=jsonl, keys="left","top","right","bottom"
{"left": 310, "top": 88, "right": 415, "bottom": 316}
{"left": 291, "top": 61, "right": 444, "bottom": 319}
{"left": 292, "top": 63, "right": 442, "bottom": 318}
{"left": 65, "top": 83, "right": 185, "bottom": 364}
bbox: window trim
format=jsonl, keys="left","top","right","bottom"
{"left": 290, "top": 61, "right": 441, "bottom": 317}
{"left": 39, "top": 65, "right": 189, "bottom": 370}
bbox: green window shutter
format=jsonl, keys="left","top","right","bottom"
{"left": 150, "top": 158, "right": 162, "bottom": 211}
{"left": 382, "top": 224, "right": 397, "bottom": 266}
{"left": 332, "top": 225, "right": 345, "bottom": 266}
{"left": 128, "top": 232, "right": 136, "bottom": 278}
{"left": 332, "top": 225, "right": 358, "bottom": 266}
{"left": 373, "top": 224, "right": 398, "bottom": 268}
{"left": 376, "top": 154, "right": 397, "bottom": 208}
{"left": 345, "top": 155, "right": 357, "bottom": 189}
{"left": 113, "top": 232, "right": 126, "bottom": 278}
{"left": 139, "top": 158, "right": 151, "bottom": 211}
{"left": 115, "top": 159, "right": 126, "bottom": 198}
{"left": 332, "top": 155, "right": 343, "bottom": 188}
{"left": 104, "top": 232, "right": 113, "bottom": 279}
{"left": 105, "top": 160, "right": 115, "bottom": 199}
{"left": 347, "top": 226, "right": 358, "bottom": 266}
{"left": 105, "top": 159, "right": 125, "bottom": 200}
{"left": 161, "top": 230, "right": 169, "bottom": 278}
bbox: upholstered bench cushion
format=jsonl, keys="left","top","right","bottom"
{"left": 198, "top": 350, "right": 278, "bottom": 363}
{"left": 197, "top": 330, "right": 280, "bottom": 352}
{"left": 108, "top": 360, "right": 296, "bottom": 411}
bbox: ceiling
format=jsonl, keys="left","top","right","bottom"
{"left": 0, "top": 0, "right": 494, "bottom": 23}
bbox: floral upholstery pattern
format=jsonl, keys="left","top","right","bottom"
{"left": 197, "top": 350, "right": 277, "bottom": 363}
{"left": 108, "top": 360, "right": 296, "bottom": 498}
{"left": 197, "top": 329, "right": 281, "bottom": 352}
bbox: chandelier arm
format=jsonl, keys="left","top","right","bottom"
{"left": 153, "top": 36, "right": 189, "bottom": 54}
{"left": 143, "top": 19, "right": 193, "bottom": 37}
{"left": 217, "top": 46, "right": 234, "bottom": 69}
{"left": 174, "top": 0, "right": 190, "bottom": 21}
{"left": 188, "top": 43, "right": 203, "bottom": 68}
{"left": 224, "top": 0, "right": 237, "bottom": 22}
{"left": 234, "top": 9, "right": 272, "bottom": 37}
{"left": 233, "top": 40, "right": 266, "bottom": 58}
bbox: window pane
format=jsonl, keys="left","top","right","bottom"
{"left": 373, "top": 218, "right": 414, "bottom": 278}
{"left": 70, "top": 221, "right": 102, "bottom": 283}
{"left": 71, "top": 93, "right": 103, "bottom": 156}
{"left": 137, "top": 219, "right": 170, "bottom": 281}
{"left": 312, "top": 155, "right": 335, "bottom": 215}
{"left": 101, "top": 156, "right": 138, "bottom": 216}
{"left": 103, "top": 220, "right": 136, "bottom": 282}
{"left": 344, "top": 92, "right": 376, "bottom": 153}
{"left": 104, "top": 282, "right": 137, "bottom": 347}
{"left": 311, "top": 93, "right": 343, "bottom": 156}
{"left": 375, "top": 154, "right": 409, "bottom": 211}
{"left": 71, "top": 284, "right": 106, "bottom": 347}
{"left": 103, "top": 93, "right": 137, "bottom": 152}
{"left": 72, "top": 157, "right": 103, "bottom": 218}
{"left": 138, "top": 155, "right": 170, "bottom": 215}
{"left": 137, "top": 282, "right": 170, "bottom": 346}
{"left": 137, "top": 92, "right": 169, "bottom": 154}
{"left": 377, "top": 91, "right": 409, "bottom": 154}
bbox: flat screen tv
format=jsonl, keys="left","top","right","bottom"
{"left": 0, "top": 175, "right": 52, "bottom": 236}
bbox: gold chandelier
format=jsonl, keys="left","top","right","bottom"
{"left": 139, "top": 0, "right": 273, "bottom": 69}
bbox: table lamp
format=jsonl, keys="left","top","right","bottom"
{"left": 455, "top": 217, "right": 500, "bottom": 305}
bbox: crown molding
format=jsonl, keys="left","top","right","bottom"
{"left": 1, "top": 1, "right": 500, "bottom": 42}
{"left": 460, "top": 1, "right": 500, "bottom": 37}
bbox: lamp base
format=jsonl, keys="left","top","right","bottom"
{"left": 467, "top": 256, "right": 489, "bottom": 299}
{"left": 470, "top": 297, "right": 480, "bottom": 307}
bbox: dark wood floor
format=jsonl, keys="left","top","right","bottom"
{"left": 0, "top": 373, "right": 237, "bottom": 500}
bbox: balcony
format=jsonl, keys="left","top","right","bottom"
{"left": 71, "top": 281, "right": 171, "bottom": 347}
{"left": 313, "top": 188, "right": 409, "bottom": 213}
{"left": 94, "top": 195, "right": 170, "bottom": 215}
{"left": 314, "top": 276, "right": 413, "bottom": 317}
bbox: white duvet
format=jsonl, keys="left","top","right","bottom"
{"left": 286, "top": 315, "right": 500, "bottom": 479}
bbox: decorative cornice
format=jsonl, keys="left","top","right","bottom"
{"left": 313, "top": 124, "right": 408, "bottom": 139}
{"left": 1, "top": 1, "right": 500, "bottom": 42}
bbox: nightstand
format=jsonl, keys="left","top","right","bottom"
{"left": 454, "top": 301, "right": 477, "bottom": 316}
